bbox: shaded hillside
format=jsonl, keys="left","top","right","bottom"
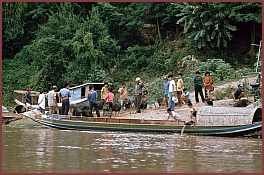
{"left": 2, "top": 2, "right": 262, "bottom": 107}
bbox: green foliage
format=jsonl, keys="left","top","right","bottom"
{"left": 2, "top": 2, "right": 27, "bottom": 42}
{"left": 213, "top": 86, "right": 234, "bottom": 100}
{"left": 2, "top": 56, "right": 33, "bottom": 106}
{"left": 116, "top": 45, "right": 157, "bottom": 78}
{"left": 24, "top": 3, "right": 119, "bottom": 88}
{"left": 177, "top": 58, "right": 250, "bottom": 93}
{"left": 229, "top": 2, "right": 262, "bottom": 23}
{"left": 2, "top": 2, "right": 262, "bottom": 107}
{"left": 175, "top": 2, "right": 237, "bottom": 50}
{"left": 83, "top": 69, "right": 113, "bottom": 85}
{"left": 144, "top": 76, "right": 164, "bottom": 104}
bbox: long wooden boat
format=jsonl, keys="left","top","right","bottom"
{"left": 22, "top": 106, "right": 262, "bottom": 137}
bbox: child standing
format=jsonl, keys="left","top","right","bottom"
{"left": 176, "top": 73, "right": 184, "bottom": 107}
{"left": 188, "top": 102, "right": 197, "bottom": 122}
{"left": 203, "top": 72, "right": 213, "bottom": 100}
{"left": 105, "top": 87, "right": 115, "bottom": 114}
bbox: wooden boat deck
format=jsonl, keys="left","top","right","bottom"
{"left": 2, "top": 113, "right": 24, "bottom": 119}
{"left": 58, "top": 115, "right": 187, "bottom": 126}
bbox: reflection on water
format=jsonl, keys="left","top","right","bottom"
{"left": 2, "top": 126, "right": 262, "bottom": 173}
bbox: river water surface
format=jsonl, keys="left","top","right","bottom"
{"left": 2, "top": 126, "right": 262, "bottom": 173}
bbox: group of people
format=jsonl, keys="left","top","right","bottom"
{"left": 24, "top": 83, "right": 71, "bottom": 115}
{"left": 45, "top": 84, "right": 71, "bottom": 116}
{"left": 24, "top": 77, "right": 142, "bottom": 117}
{"left": 87, "top": 82, "right": 125, "bottom": 118}
{"left": 87, "top": 77, "right": 144, "bottom": 118}
{"left": 164, "top": 71, "right": 248, "bottom": 124}
{"left": 24, "top": 70, "right": 247, "bottom": 121}
{"left": 163, "top": 72, "right": 212, "bottom": 111}
{"left": 163, "top": 71, "right": 214, "bottom": 124}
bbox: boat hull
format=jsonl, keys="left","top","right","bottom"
{"left": 26, "top": 115, "right": 262, "bottom": 137}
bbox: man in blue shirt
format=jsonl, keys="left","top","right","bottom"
{"left": 232, "top": 84, "right": 245, "bottom": 101}
{"left": 87, "top": 85, "right": 100, "bottom": 117}
{"left": 163, "top": 76, "right": 170, "bottom": 110}
{"left": 24, "top": 88, "right": 32, "bottom": 111}
{"left": 181, "top": 88, "right": 192, "bottom": 104}
{"left": 58, "top": 83, "right": 71, "bottom": 115}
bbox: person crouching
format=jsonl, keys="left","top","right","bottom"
{"left": 167, "top": 108, "right": 181, "bottom": 121}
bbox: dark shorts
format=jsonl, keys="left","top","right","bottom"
{"left": 177, "top": 91, "right": 182, "bottom": 94}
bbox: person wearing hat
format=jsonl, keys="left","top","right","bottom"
{"left": 193, "top": 71, "right": 205, "bottom": 103}
{"left": 232, "top": 84, "right": 245, "bottom": 101}
{"left": 24, "top": 88, "right": 32, "bottom": 111}
{"left": 163, "top": 76, "right": 170, "bottom": 110}
{"left": 203, "top": 71, "right": 213, "bottom": 100}
{"left": 47, "top": 85, "right": 59, "bottom": 115}
{"left": 134, "top": 77, "right": 144, "bottom": 113}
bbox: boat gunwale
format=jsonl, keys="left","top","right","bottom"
{"left": 38, "top": 116, "right": 261, "bottom": 129}
{"left": 32, "top": 117, "right": 262, "bottom": 136}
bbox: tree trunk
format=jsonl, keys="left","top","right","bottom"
{"left": 248, "top": 21, "right": 256, "bottom": 59}
{"left": 157, "top": 18, "right": 162, "bottom": 44}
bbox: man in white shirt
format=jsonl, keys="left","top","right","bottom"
{"left": 47, "top": 85, "right": 59, "bottom": 115}
{"left": 167, "top": 108, "right": 181, "bottom": 120}
{"left": 38, "top": 89, "right": 47, "bottom": 114}
{"left": 168, "top": 74, "right": 176, "bottom": 111}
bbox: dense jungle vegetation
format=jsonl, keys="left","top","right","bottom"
{"left": 2, "top": 2, "right": 262, "bottom": 106}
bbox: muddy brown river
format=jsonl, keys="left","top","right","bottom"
{"left": 2, "top": 126, "right": 262, "bottom": 173}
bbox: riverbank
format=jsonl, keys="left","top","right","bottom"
{"left": 4, "top": 75, "right": 261, "bottom": 126}
{"left": 115, "top": 75, "right": 260, "bottom": 122}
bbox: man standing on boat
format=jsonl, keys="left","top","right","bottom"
{"left": 88, "top": 85, "right": 100, "bottom": 117}
{"left": 58, "top": 83, "right": 71, "bottom": 115}
{"left": 24, "top": 88, "right": 32, "bottom": 112}
{"left": 38, "top": 89, "right": 47, "bottom": 114}
{"left": 134, "top": 77, "right": 144, "bottom": 113}
{"left": 47, "top": 85, "right": 60, "bottom": 115}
